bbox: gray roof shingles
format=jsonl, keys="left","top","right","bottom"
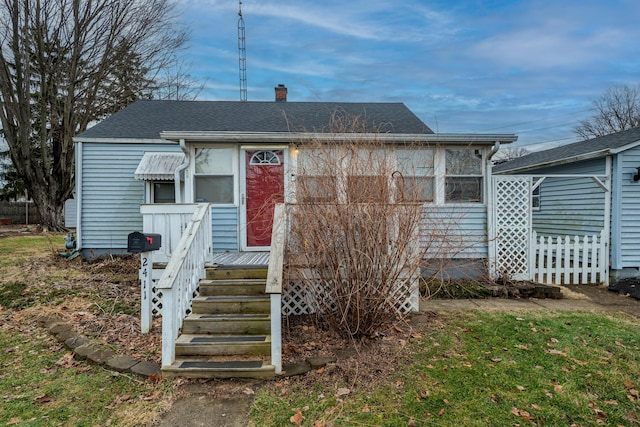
{"left": 77, "top": 100, "right": 433, "bottom": 140}
{"left": 494, "top": 126, "right": 640, "bottom": 173}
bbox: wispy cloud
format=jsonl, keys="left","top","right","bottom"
{"left": 176, "top": 0, "right": 640, "bottom": 146}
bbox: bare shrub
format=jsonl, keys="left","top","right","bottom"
{"left": 285, "top": 114, "right": 473, "bottom": 339}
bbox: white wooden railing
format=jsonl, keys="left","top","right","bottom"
{"left": 141, "top": 204, "right": 204, "bottom": 264}
{"left": 266, "top": 203, "right": 286, "bottom": 374}
{"left": 531, "top": 230, "right": 608, "bottom": 285}
{"left": 153, "top": 203, "right": 212, "bottom": 368}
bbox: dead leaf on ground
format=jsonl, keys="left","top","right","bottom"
{"left": 336, "top": 387, "right": 350, "bottom": 397}
{"left": 34, "top": 394, "right": 53, "bottom": 403}
{"left": 511, "top": 407, "right": 533, "bottom": 421}
{"left": 290, "top": 411, "right": 304, "bottom": 426}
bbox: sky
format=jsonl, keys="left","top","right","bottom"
{"left": 177, "top": 0, "right": 640, "bottom": 151}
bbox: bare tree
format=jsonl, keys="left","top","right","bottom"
{"left": 152, "top": 55, "right": 205, "bottom": 101}
{"left": 575, "top": 84, "right": 640, "bottom": 140}
{"left": 286, "top": 114, "right": 472, "bottom": 339}
{"left": 0, "top": 0, "right": 188, "bottom": 230}
{"left": 492, "top": 146, "right": 530, "bottom": 164}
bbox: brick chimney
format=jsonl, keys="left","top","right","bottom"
{"left": 275, "top": 84, "right": 287, "bottom": 102}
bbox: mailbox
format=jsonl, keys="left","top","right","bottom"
{"left": 127, "top": 232, "right": 162, "bottom": 253}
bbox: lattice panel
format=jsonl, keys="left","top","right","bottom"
{"left": 282, "top": 281, "right": 312, "bottom": 316}
{"left": 494, "top": 176, "right": 531, "bottom": 280}
{"left": 149, "top": 281, "right": 199, "bottom": 317}
{"left": 283, "top": 276, "right": 419, "bottom": 316}
{"left": 151, "top": 280, "right": 162, "bottom": 317}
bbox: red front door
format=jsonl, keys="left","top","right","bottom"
{"left": 245, "top": 150, "right": 284, "bottom": 247}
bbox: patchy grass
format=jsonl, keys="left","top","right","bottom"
{"left": 250, "top": 311, "right": 640, "bottom": 426}
{"left": 0, "top": 232, "right": 170, "bottom": 425}
{"left": 0, "top": 317, "right": 171, "bottom": 426}
{"left": 0, "top": 234, "right": 63, "bottom": 267}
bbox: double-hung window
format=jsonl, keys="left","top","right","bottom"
{"left": 194, "top": 147, "right": 234, "bottom": 204}
{"left": 345, "top": 148, "right": 387, "bottom": 203}
{"left": 445, "top": 149, "right": 483, "bottom": 203}
{"left": 296, "top": 147, "right": 337, "bottom": 203}
{"left": 395, "top": 148, "right": 434, "bottom": 202}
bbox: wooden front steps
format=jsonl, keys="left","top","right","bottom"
{"left": 162, "top": 266, "right": 275, "bottom": 380}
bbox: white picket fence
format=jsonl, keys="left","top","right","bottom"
{"left": 531, "top": 230, "right": 608, "bottom": 285}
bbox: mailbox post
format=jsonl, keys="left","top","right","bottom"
{"left": 128, "top": 232, "right": 162, "bottom": 333}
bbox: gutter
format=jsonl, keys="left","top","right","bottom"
{"left": 159, "top": 131, "right": 518, "bottom": 145}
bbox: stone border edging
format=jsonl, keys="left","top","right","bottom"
{"left": 38, "top": 315, "right": 161, "bottom": 378}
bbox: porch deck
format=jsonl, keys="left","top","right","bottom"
{"left": 209, "top": 252, "right": 270, "bottom": 267}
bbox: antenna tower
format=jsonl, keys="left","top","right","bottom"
{"left": 238, "top": 1, "right": 247, "bottom": 102}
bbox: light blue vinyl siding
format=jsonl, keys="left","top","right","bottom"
{"left": 421, "top": 205, "right": 487, "bottom": 259}
{"left": 524, "top": 159, "right": 607, "bottom": 237}
{"left": 79, "top": 143, "right": 180, "bottom": 254}
{"left": 619, "top": 146, "right": 640, "bottom": 267}
{"left": 211, "top": 206, "right": 239, "bottom": 252}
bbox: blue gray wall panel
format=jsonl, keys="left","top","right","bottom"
{"left": 421, "top": 205, "right": 487, "bottom": 259}
{"left": 524, "top": 159, "right": 607, "bottom": 237}
{"left": 619, "top": 146, "right": 640, "bottom": 267}
{"left": 211, "top": 206, "right": 239, "bottom": 252}
{"left": 80, "top": 143, "right": 180, "bottom": 254}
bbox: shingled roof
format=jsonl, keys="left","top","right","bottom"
{"left": 76, "top": 100, "right": 433, "bottom": 140}
{"left": 494, "top": 126, "right": 640, "bottom": 173}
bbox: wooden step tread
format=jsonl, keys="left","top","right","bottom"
{"left": 187, "top": 314, "right": 270, "bottom": 320}
{"left": 195, "top": 295, "right": 269, "bottom": 301}
{"left": 200, "top": 279, "right": 266, "bottom": 285}
{"left": 177, "top": 334, "right": 270, "bottom": 344}
{"left": 178, "top": 335, "right": 268, "bottom": 344}
{"left": 162, "top": 359, "right": 275, "bottom": 379}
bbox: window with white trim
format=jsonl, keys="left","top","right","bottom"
{"left": 152, "top": 182, "right": 175, "bottom": 203}
{"left": 445, "top": 149, "right": 483, "bottom": 203}
{"left": 194, "top": 147, "right": 234, "bottom": 204}
{"left": 395, "top": 148, "right": 434, "bottom": 202}
{"left": 296, "top": 147, "right": 337, "bottom": 202}
{"left": 532, "top": 184, "right": 541, "bottom": 210}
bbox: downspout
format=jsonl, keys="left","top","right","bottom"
{"left": 76, "top": 140, "right": 83, "bottom": 251}
{"left": 486, "top": 141, "right": 500, "bottom": 279}
{"left": 487, "top": 141, "right": 500, "bottom": 160}
{"left": 175, "top": 138, "right": 189, "bottom": 203}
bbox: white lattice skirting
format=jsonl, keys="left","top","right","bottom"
{"left": 149, "top": 277, "right": 419, "bottom": 318}
{"left": 282, "top": 277, "right": 420, "bottom": 316}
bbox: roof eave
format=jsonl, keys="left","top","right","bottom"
{"left": 73, "top": 137, "right": 175, "bottom": 144}
{"left": 609, "top": 139, "right": 640, "bottom": 154}
{"left": 160, "top": 131, "right": 518, "bottom": 145}
{"left": 495, "top": 149, "right": 610, "bottom": 174}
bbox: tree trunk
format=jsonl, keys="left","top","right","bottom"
{"left": 29, "top": 184, "right": 67, "bottom": 232}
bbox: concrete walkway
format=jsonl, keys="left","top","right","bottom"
{"left": 156, "top": 285, "right": 640, "bottom": 426}
{"left": 423, "top": 284, "right": 640, "bottom": 318}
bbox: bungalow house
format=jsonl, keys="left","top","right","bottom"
{"left": 494, "top": 126, "right": 640, "bottom": 285}
{"left": 73, "top": 87, "right": 517, "bottom": 378}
